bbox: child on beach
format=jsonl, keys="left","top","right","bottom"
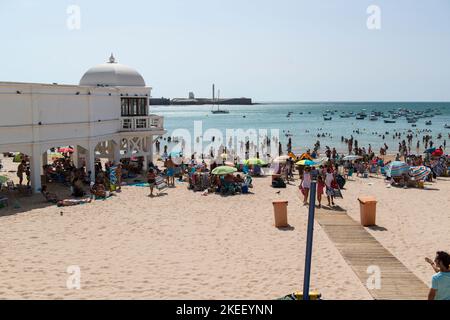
{"left": 317, "top": 175, "right": 325, "bottom": 208}
{"left": 147, "top": 168, "right": 156, "bottom": 197}
{"left": 425, "top": 251, "right": 450, "bottom": 300}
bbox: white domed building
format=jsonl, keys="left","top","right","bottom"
{"left": 0, "top": 55, "right": 165, "bottom": 192}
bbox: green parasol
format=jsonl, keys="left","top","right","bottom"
{"left": 243, "top": 158, "right": 266, "bottom": 166}
{"left": 211, "top": 166, "right": 238, "bottom": 175}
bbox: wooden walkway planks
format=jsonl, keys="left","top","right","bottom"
{"left": 315, "top": 209, "right": 429, "bottom": 300}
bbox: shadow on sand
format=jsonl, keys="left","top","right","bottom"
{"left": 368, "top": 225, "right": 388, "bottom": 232}
{"left": 277, "top": 225, "right": 295, "bottom": 231}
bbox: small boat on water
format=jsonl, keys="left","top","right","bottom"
{"left": 369, "top": 115, "right": 378, "bottom": 121}
{"left": 407, "top": 117, "right": 418, "bottom": 123}
{"left": 211, "top": 89, "right": 229, "bottom": 114}
{"left": 212, "top": 109, "right": 230, "bottom": 114}
{"left": 426, "top": 121, "right": 432, "bottom": 126}
{"left": 323, "top": 116, "right": 332, "bottom": 121}
{"left": 445, "top": 124, "right": 450, "bottom": 129}
{"left": 384, "top": 119, "right": 396, "bottom": 124}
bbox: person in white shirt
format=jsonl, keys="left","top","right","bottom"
{"left": 301, "top": 167, "right": 312, "bottom": 205}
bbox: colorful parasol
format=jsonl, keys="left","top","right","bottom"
{"left": 386, "top": 161, "right": 410, "bottom": 177}
{"left": 409, "top": 166, "right": 431, "bottom": 181}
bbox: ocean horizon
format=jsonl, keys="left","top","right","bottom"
{"left": 152, "top": 102, "right": 450, "bottom": 155}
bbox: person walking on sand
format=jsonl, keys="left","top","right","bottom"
{"left": 147, "top": 168, "right": 157, "bottom": 197}
{"left": 316, "top": 175, "right": 325, "bottom": 208}
{"left": 425, "top": 251, "right": 450, "bottom": 300}
{"left": 17, "top": 160, "right": 26, "bottom": 186}
{"left": 325, "top": 168, "right": 335, "bottom": 207}
{"left": 300, "top": 167, "right": 312, "bottom": 205}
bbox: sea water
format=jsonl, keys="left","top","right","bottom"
{"left": 152, "top": 102, "right": 450, "bottom": 155}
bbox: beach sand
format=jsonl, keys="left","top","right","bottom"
{"left": 0, "top": 156, "right": 448, "bottom": 300}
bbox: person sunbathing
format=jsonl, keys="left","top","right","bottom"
{"left": 57, "top": 198, "right": 92, "bottom": 207}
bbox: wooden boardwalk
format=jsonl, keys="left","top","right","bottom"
{"left": 315, "top": 209, "right": 429, "bottom": 300}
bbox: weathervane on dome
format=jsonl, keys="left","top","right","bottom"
{"left": 108, "top": 53, "right": 117, "bottom": 64}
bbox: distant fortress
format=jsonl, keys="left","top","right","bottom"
{"left": 150, "top": 97, "right": 253, "bottom": 106}
{"left": 150, "top": 84, "right": 253, "bottom": 106}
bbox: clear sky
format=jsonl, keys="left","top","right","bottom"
{"left": 1, "top": 0, "right": 449, "bottom": 101}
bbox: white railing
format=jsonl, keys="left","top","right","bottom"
{"left": 120, "top": 115, "right": 164, "bottom": 132}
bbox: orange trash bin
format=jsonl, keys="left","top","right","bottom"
{"left": 273, "top": 200, "right": 288, "bottom": 228}
{"left": 358, "top": 196, "right": 377, "bottom": 227}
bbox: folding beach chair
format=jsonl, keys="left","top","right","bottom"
{"left": 154, "top": 175, "right": 168, "bottom": 194}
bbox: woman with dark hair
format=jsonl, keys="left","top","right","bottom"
{"left": 425, "top": 251, "right": 450, "bottom": 300}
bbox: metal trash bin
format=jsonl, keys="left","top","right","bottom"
{"left": 273, "top": 200, "right": 288, "bottom": 227}
{"left": 358, "top": 196, "right": 377, "bottom": 227}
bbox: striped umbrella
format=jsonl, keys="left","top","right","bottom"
{"left": 296, "top": 159, "right": 316, "bottom": 166}
{"left": 386, "top": 161, "right": 410, "bottom": 177}
{"left": 409, "top": 166, "right": 431, "bottom": 181}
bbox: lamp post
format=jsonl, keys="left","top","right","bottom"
{"left": 303, "top": 170, "right": 318, "bottom": 300}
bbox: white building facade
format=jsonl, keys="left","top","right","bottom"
{"left": 0, "top": 55, "right": 165, "bottom": 192}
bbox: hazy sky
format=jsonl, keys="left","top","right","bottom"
{"left": 1, "top": 0, "right": 449, "bottom": 101}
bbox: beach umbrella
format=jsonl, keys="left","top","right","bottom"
{"left": 244, "top": 158, "right": 266, "bottom": 166}
{"left": 386, "top": 161, "right": 410, "bottom": 177}
{"left": 169, "top": 151, "right": 182, "bottom": 158}
{"left": 172, "top": 157, "right": 189, "bottom": 165}
{"left": 273, "top": 155, "right": 290, "bottom": 164}
{"left": 409, "top": 166, "right": 431, "bottom": 181}
{"left": 343, "top": 155, "right": 363, "bottom": 161}
{"left": 58, "top": 147, "right": 74, "bottom": 153}
{"left": 224, "top": 161, "right": 236, "bottom": 167}
{"left": 296, "top": 159, "right": 316, "bottom": 166}
{"left": 211, "top": 166, "right": 237, "bottom": 175}
{"left": 299, "top": 153, "right": 313, "bottom": 161}
{"left": 49, "top": 152, "right": 64, "bottom": 160}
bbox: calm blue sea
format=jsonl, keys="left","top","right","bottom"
{"left": 152, "top": 102, "right": 450, "bottom": 154}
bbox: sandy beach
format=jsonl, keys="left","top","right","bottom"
{"left": 0, "top": 155, "right": 448, "bottom": 300}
